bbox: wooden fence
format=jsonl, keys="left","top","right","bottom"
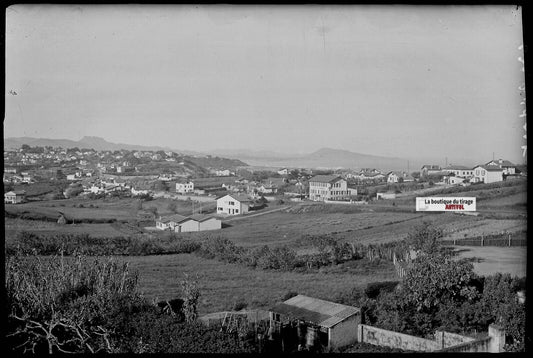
{"left": 441, "top": 231, "right": 527, "bottom": 247}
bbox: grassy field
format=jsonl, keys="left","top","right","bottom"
{"left": 4, "top": 217, "right": 129, "bottom": 239}
{"left": 4, "top": 179, "right": 527, "bottom": 314}
{"left": 4, "top": 196, "right": 217, "bottom": 222}
{"left": 453, "top": 246, "right": 527, "bottom": 277}
{"left": 124, "top": 253, "right": 397, "bottom": 315}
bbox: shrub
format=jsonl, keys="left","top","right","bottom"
{"left": 281, "top": 291, "right": 298, "bottom": 302}
{"left": 5, "top": 253, "right": 257, "bottom": 354}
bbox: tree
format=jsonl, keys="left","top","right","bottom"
{"left": 406, "top": 221, "right": 443, "bottom": 255}
{"left": 181, "top": 274, "right": 200, "bottom": 324}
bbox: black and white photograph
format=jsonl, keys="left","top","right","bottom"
{"left": 4, "top": 4, "right": 528, "bottom": 353}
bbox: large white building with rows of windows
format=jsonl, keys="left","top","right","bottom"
{"left": 308, "top": 175, "right": 355, "bottom": 201}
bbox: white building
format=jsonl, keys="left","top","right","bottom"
{"left": 445, "top": 176, "right": 468, "bottom": 185}
{"left": 4, "top": 190, "right": 26, "bottom": 204}
{"left": 485, "top": 159, "right": 517, "bottom": 175}
{"left": 131, "top": 187, "right": 150, "bottom": 196}
{"left": 176, "top": 181, "right": 194, "bottom": 194}
{"left": 156, "top": 214, "right": 222, "bottom": 232}
{"left": 472, "top": 165, "right": 504, "bottom": 184}
{"left": 216, "top": 194, "right": 252, "bottom": 215}
{"left": 421, "top": 165, "right": 442, "bottom": 177}
{"left": 215, "top": 169, "right": 232, "bottom": 176}
{"left": 308, "top": 175, "right": 353, "bottom": 201}
{"left": 174, "top": 215, "right": 222, "bottom": 233}
{"left": 443, "top": 165, "right": 474, "bottom": 178}
{"left": 277, "top": 168, "right": 290, "bottom": 175}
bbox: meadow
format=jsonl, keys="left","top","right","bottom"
{"left": 453, "top": 246, "right": 527, "bottom": 277}
{"left": 123, "top": 253, "right": 398, "bottom": 315}
{"left": 4, "top": 179, "right": 527, "bottom": 317}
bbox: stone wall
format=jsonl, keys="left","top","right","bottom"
{"left": 440, "top": 324, "right": 505, "bottom": 353}
{"left": 358, "top": 324, "right": 505, "bottom": 353}
{"left": 357, "top": 324, "right": 441, "bottom": 352}
{"left": 434, "top": 330, "right": 475, "bottom": 349}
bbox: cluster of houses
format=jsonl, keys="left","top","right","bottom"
{"left": 422, "top": 159, "right": 524, "bottom": 185}
{"left": 175, "top": 176, "right": 303, "bottom": 198}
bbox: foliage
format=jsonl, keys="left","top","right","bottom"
{"left": 406, "top": 221, "right": 443, "bottom": 254}
{"left": 6, "top": 253, "right": 140, "bottom": 353}
{"left": 181, "top": 274, "right": 200, "bottom": 324}
{"left": 6, "top": 231, "right": 201, "bottom": 256}
{"left": 348, "top": 223, "right": 526, "bottom": 351}
{"left": 5, "top": 253, "right": 257, "bottom": 354}
{"left": 403, "top": 255, "right": 479, "bottom": 312}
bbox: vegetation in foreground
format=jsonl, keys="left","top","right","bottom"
{"left": 5, "top": 253, "right": 256, "bottom": 354}
{"left": 334, "top": 223, "right": 526, "bottom": 352}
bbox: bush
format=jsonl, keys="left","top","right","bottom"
{"left": 364, "top": 281, "right": 400, "bottom": 299}
{"left": 5, "top": 253, "right": 256, "bottom": 354}
{"left": 281, "top": 291, "right": 298, "bottom": 302}
{"left": 6, "top": 231, "right": 201, "bottom": 256}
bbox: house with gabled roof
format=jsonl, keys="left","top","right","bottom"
{"left": 4, "top": 190, "right": 26, "bottom": 204}
{"left": 216, "top": 193, "right": 253, "bottom": 215}
{"left": 156, "top": 214, "right": 189, "bottom": 230}
{"left": 485, "top": 159, "right": 517, "bottom": 175}
{"left": 177, "top": 214, "right": 222, "bottom": 232}
{"left": 472, "top": 165, "right": 504, "bottom": 184}
{"left": 269, "top": 295, "right": 361, "bottom": 351}
{"left": 421, "top": 165, "right": 442, "bottom": 177}
{"left": 156, "top": 214, "right": 222, "bottom": 232}
{"left": 386, "top": 171, "right": 413, "bottom": 183}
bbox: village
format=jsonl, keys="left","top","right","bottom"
{"left": 4, "top": 4, "right": 527, "bottom": 353}
{"left": 4, "top": 144, "right": 528, "bottom": 353}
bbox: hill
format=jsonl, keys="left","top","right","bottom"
{"left": 226, "top": 147, "right": 425, "bottom": 171}
{"left": 4, "top": 136, "right": 205, "bottom": 156}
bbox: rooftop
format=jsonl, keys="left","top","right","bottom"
{"left": 158, "top": 214, "right": 189, "bottom": 223}
{"left": 444, "top": 165, "right": 472, "bottom": 170}
{"left": 270, "top": 295, "right": 360, "bottom": 328}
{"left": 475, "top": 165, "right": 505, "bottom": 172}
{"left": 309, "top": 175, "right": 344, "bottom": 183}
{"left": 486, "top": 159, "right": 516, "bottom": 167}
{"left": 216, "top": 193, "right": 253, "bottom": 202}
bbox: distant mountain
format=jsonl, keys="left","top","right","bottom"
{"left": 4, "top": 136, "right": 204, "bottom": 156}
{"left": 210, "top": 148, "right": 295, "bottom": 159}
{"left": 229, "top": 147, "right": 426, "bottom": 172}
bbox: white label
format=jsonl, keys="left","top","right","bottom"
{"left": 416, "top": 197, "right": 476, "bottom": 212}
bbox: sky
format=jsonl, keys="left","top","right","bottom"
{"left": 4, "top": 5, "right": 526, "bottom": 164}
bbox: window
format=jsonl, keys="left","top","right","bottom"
{"left": 218, "top": 207, "right": 223, "bottom": 211}
{"left": 235, "top": 209, "right": 239, "bottom": 213}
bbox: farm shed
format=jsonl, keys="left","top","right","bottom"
{"left": 269, "top": 295, "right": 360, "bottom": 351}
{"left": 174, "top": 215, "right": 222, "bottom": 233}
